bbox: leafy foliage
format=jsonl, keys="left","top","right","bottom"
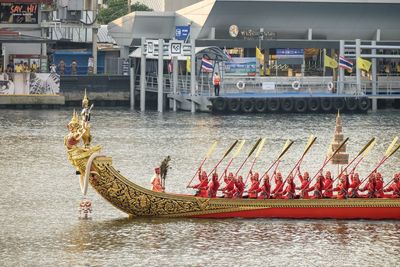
{"left": 98, "top": 0, "right": 153, "bottom": 24}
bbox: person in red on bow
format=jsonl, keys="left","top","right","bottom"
{"left": 323, "top": 171, "right": 334, "bottom": 198}
{"left": 296, "top": 167, "right": 311, "bottom": 199}
{"left": 192, "top": 169, "right": 209, "bottom": 197}
{"left": 348, "top": 173, "right": 361, "bottom": 198}
{"left": 375, "top": 172, "right": 385, "bottom": 198}
{"left": 384, "top": 173, "right": 400, "bottom": 198}
{"left": 272, "top": 172, "right": 284, "bottom": 199}
{"left": 248, "top": 171, "right": 260, "bottom": 199}
{"left": 207, "top": 172, "right": 220, "bottom": 198}
{"left": 258, "top": 174, "right": 271, "bottom": 199}
{"left": 151, "top": 167, "right": 164, "bottom": 192}
{"left": 333, "top": 175, "right": 348, "bottom": 199}
{"left": 222, "top": 171, "right": 235, "bottom": 198}
{"left": 283, "top": 174, "right": 296, "bottom": 199}
{"left": 309, "top": 173, "right": 324, "bottom": 199}
{"left": 234, "top": 175, "right": 245, "bottom": 198}
{"left": 360, "top": 173, "right": 376, "bottom": 198}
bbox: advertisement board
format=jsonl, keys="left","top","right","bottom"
{"left": 0, "top": 3, "right": 38, "bottom": 24}
{"left": 224, "top": 57, "right": 257, "bottom": 76}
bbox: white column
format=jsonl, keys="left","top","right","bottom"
{"left": 372, "top": 30, "right": 381, "bottom": 112}
{"left": 307, "top": 28, "right": 312, "bottom": 40}
{"left": 355, "top": 39, "right": 361, "bottom": 93}
{"left": 173, "top": 56, "right": 178, "bottom": 111}
{"left": 140, "top": 37, "right": 146, "bottom": 112}
{"left": 92, "top": 27, "right": 98, "bottom": 74}
{"left": 339, "top": 40, "right": 345, "bottom": 94}
{"left": 130, "top": 63, "right": 135, "bottom": 110}
{"left": 190, "top": 38, "right": 196, "bottom": 113}
{"left": 158, "top": 39, "right": 164, "bottom": 112}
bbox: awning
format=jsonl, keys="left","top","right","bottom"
{"left": 129, "top": 46, "right": 230, "bottom": 61}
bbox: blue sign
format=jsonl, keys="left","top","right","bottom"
{"left": 276, "top": 48, "right": 304, "bottom": 59}
{"left": 175, "top": 26, "right": 190, "bottom": 41}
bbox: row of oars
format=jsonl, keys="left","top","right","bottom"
{"left": 187, "top": 136, "right": 400, "bottom": 194}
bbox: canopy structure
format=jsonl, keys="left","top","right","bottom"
{"left": 129, "top": 46, "right": 230, "bottom": 61}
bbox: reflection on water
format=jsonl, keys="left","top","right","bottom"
{"left": 1, "top": 109, "right": 400, "bottom": 266}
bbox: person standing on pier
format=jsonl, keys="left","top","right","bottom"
{"left": 213, "top": 72, "right": 221, "bottom": 96}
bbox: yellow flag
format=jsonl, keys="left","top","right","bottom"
{"left": 357, "top": 57, "right": 372, "bottom": 71}
{"left": 324, "top": 54, "right": 338, "bottom": 69}
{"left": 256, "top": 47, "right": 264, "bottom": 62}
{"left": 186, "top": 57, "right": 190, "bottom": 73}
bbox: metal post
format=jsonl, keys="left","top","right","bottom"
{"left": 371, "top": 40, "right": 377, "bottom": 112}
{"left": 92, "top": 2, "right": 98, "bottom": 74}
{"left": 140, "top": 37, "right": 146, "bottom": 112}
{"left": 190, "top": 38, "right": 196, "bottom": 113}
{"left": 130, "top": 63, "right": 135, "bottom": 110}
{"left": 355, "top": 39, "right": 361, "bottom": 94}
{"left": 158, "top": 39, "right": 164, "bottom": 112}
{"left": 173, "top": 56, "right": 178, "bottom": 111}
{"left": 339, "top": 40, "right": 345, "bottom": 94}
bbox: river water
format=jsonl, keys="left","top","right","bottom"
{"left": 0, "top": 108, "right": 399, "bottom": 266}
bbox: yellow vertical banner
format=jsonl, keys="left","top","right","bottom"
{"left": 186, "top": 57, "right": 191, "bottom": 73}
{"left": 324, "top": 54, "right": 338, "bottom": 69}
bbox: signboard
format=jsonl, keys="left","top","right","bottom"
{"left": 224, "top": 57, "right": 257, "bottom": 76}
{"left": 145, "top": 40, "right": 192, "bottom": 57}
{"left": 175, "top": 26, "right": 190, "bottom": 41}
{"left": 0, "top": 3, "right": 38, "bottom": 24}
{"left": 262, "top": 82, "right": 275, "bottom": 90}
{"left": 169, "top": 41, "right": 183, "bottom": 56}
{"left": 276, "top": 49, "right": 304, "bottom": 59}
{"left": 145, "top": 40, "right": 168, "bottom": 56}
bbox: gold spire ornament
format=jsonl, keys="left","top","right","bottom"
{"left": 328, "top": 111, "right": 349, "bottom": 165}
{"left": 82, "top": 89, "right": 89, "bottom": 108}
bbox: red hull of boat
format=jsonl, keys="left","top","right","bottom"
{"left": 192, "top": 207, "right": 400, "bottom": 220}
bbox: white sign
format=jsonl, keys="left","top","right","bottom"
{"left": 262, "top": 82, "right": 275, "bottom": 90}
{"left": 169, "top": 41, "right": 183, "bottom": 56}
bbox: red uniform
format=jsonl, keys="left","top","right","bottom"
{"left": 272, "top": 174, "right": 283, "bottom": 198}
{"left": 283, "top": 179, "right": 296, "bottom": 199}
{"left": 248, "top": 179, "right": 260, "bottom": 198}
{"left": 375, "top": 174, "right": 384, "bottom": 198}
{"left": 323, "top": 171, "right": 333, "bottom": 198}
{"left": 334, "top": 178, "right": 348, "bottom": 199}
{"left": 361, "top": 179, "right": 376, "bottom": 198}
{"left": 207, "top": 174, "right": 220, "bottom": 198}
{"left": 193, "top": 178, "right": 209, "bottom": 197}
{"left": 297, "top": 172, "right": 310, "bottom": 199}
{"left": 384, "top": 177, "right": 400, "bottom": 198}
{"left": 348, "top": 175, "right": 361, "bottom": 198}
{"left": 234, "top": 177, "right": 245, "bottom": 198}
{"left": 309, "top": 177, "right": 324, "bottom": 199}
{"left": 258, "top": 177, "right": 271, "bottom": 199}
{"left": 222, "top": 174, "right": 235, "bottom": 198}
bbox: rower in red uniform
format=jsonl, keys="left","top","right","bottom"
{"left": 333, "top": 175, "right": 348, "bottom": 199}
{"left": 297, "top": 168, "right": 310, "bottom": 199}
{"left": 151, "top": 167, "right": 164, "bottom": 192}
{"left": 323, "top": 171, "right": 334, "bottom": 198}
{"left": 348, "top": 173, "right": 361, "bottom": 198}
{"left": 309, "top": 173, "right": 324, "bottom": 199}
{"left": 258, "top": 174, "right": 271, "bottom": 199}
{"left": 222, "top": 171, "right": 235, "bottom": 198}
{"left": 272, "top": 172, "right": 284, "bottom": 198}
{"left": 360, "top": 173, "right": 376, "bottom": 198}
{"left": 375, "top": 172, "right": 384, "bottom": 198}
{"left": 192, "top": 170, "right": 209, "bottom": 197}
{"left": 248, "top": 171, "right": 260, "bottom": 199}
{"left": 234, "top": 175, "right": 245, "bottom": 198}
{"left": 384, "top": 173, "right": 400, "bottom": 198}
{"left": 283, "top": 174, "right": 296, "bottom": 199}
{"left": 207, "top": 172, "right": 220, "bottom": 198}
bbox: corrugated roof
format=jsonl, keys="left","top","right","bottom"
{"left": 97, "top": 25, "right": 116, "bottom": 44}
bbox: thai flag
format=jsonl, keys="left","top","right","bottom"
{"left": 339, "top": 56, "right": 353, "bottom": 72}
{"left": 201, "top": 58, "right": 213, "bottom": 72}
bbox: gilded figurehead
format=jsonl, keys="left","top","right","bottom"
{"left": 80, "top": 89, "right": 93, "bottom": 147}
{"left": 65, "top": 110, "right": 86, "bottom": 150}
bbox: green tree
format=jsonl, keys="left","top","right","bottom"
{"left": 98, "top": 0, "right": 153, "bottom": 24}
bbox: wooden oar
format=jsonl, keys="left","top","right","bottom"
{"left": 274, "top": 135, "right": 317, "bottom": 194}
{"left": 218, "top": 140, "right": 246, "bottom": 182}
{"left": 349, "top": 139, "right": 377, "bottom": 174}
{"left": 358, "top": 141, "right": 400, "bottom": 189}
{"left": 186, "top": 141, "right": 218, "bottom": 188}
{"left": 206, "top": 140, "right": 238, "bottom": 178}
{"left": 309, "top": 137, "right": 351, "bottom": 186}
{"left": 293, "top": 135, "right": 316, "bottom": 178}
{"left": 235, "top": 138, "right": 262, "bottom": 176}
{"left": 260, "top": 139, "right": 294, "bottom": 183}
{"left": 244, "top": 138, "right": 266, "bottom": 185}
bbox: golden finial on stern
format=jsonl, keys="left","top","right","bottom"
{"left": 82, "top": 89, "right": 89, "bottom": 108}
